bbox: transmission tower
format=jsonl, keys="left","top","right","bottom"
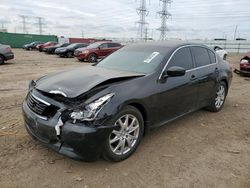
{"left": 36, "top": 17, "right": 44, "bottom": 35}
{"left": 157, "top": 0, "right": 172, "bottom": 40}
{"left": 136, "top": 0, "right": 149, "bottom": 41}
{"left": 19, "top": 15, "right": 28, "bottom": 34}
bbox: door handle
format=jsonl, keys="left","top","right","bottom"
{"left": 191, "top": 75, "right": 196, "bottom": 80}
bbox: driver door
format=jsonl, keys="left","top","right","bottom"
{"left": 156, "top": 47, "right": 199, "bottom": 125}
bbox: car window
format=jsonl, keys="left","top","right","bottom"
{"left": 100, "top": 43, "right": 108, "bottom": 49}
{"left": 191, "top": 46, "right": 211, "bottom": 67}
{"left": 167, "top": 47, "right": 193, "bottom": 70}
{"left": 208, "top": 50, "right": 216, "bottom": 64}
{"left": 108, "top": 43, "right": 120, "bottom": 48}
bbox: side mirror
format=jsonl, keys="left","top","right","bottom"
{"left": 166, "top": 66, "right": 186, "bottom": 77}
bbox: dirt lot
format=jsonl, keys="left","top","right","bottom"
{"left": 0, "top": 49, "right": 250, "bottom": 188}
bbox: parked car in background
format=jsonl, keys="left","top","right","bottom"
{"left": 74, "top": 42, "right": 122, "bottom": 62}
{"left": 37, "top": 41, "right": 58, "bottom": 52}
{"left": 55, "top": 43, "right": 89, "bottom": 58}
{"left": 214, "top": 46, "right": 228, "bottom": 60}
{"left": 23, "top": 41, "right": 232, "bottom": 162}
{"left": 0, "top": 44, "right": 14, "bottom": 65}
{"left": 234, "top": 51, "right": 250, "bottom": 77}
{"left": 43, "top": 43, "right": 70, "bottom": 54}
{"left": 23, "top": 41, "right": 44, "bottom": 50}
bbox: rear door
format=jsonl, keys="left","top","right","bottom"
{"left": 107, "top": 43, "right": 121, "bottom": 54}
{"left": 190, "top": 46, "right": 218, "bottom": 107}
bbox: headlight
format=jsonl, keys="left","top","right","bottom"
{"left": 70, "top": 93, "right": 114, "bottom": 123}
{"left": 82, "top": 50, "right": 89, "bottom": 54}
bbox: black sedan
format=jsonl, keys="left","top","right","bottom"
{"left": 55, "top": 43, "right": 88, "bottom": 58}
{"left": 23, "top": 41, "right": 44, "bottom": 50}
{"left": 0, "top": 44, "right": 14, "bottom": 65}
{"left": 43, "top": 43, "right": 70, "bottom": 54}
{"left": 22, "top": 41, "right": 232, "bottom": 162}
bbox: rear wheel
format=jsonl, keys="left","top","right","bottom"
{"left": 223, "top": 54, "right": 227, "bottom": 60}
{"left": 102, "top": 106, "right": 144, "bottom": 162}
{"left": 0, "top": 55, "right": 5, "bottom": 65}
{"left": 66, "top": 51, "right": 73, "bottom": 58}
{"left": 88, "top": 53, "right": 97, "bottom": 63}
{"left": 206, "top": 82, "right": 227, "bottom": 112}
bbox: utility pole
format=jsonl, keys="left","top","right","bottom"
{"left": 144, "top": 27, "right": 149, "bottom": 42}
{"left": 233, "top": 25, "right": 238, "bottom": 40}
{"left": 157, "top": 0, "right": 172, "bottom": 40}
{"left": 19, "top": 15, "right": 28, "bottom": 34}
{"left": 136, "top": 0, "right": 149, "bottom": 41}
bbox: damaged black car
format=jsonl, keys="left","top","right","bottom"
{"left": 22, "top": 41, "right": 232, "bottom": 162}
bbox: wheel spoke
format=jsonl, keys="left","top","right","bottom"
{"left": 124, "top": 115, "right": 129, "bottom": 127}
{"left": 110, "top": 136, "right": 120, "bottom": 144}
{"left": 127, "top": 134, "right": 137, "bottom": 140}
{"left": 112, "top": 130, "right": 121, "bottom": 136}
{"left": 113, "top": 139, "right": 123, "bottom": 153}
{"left": 118, "top": 119, "right": 125, "bottom": 129}
{"left": 128, "top": 117, "right": 136, "bottom": 129}
{"left": 120, "top": 139, "right": 126, "bottom": 154}
{"left": 126, "top": 137, "right": 133, "bottom": 148}
{"left": 128, "top": 124, "right": 139, "bottom": 134}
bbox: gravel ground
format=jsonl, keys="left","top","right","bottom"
{"left": 0, "top": 49, "right": 250, "bottom": 188}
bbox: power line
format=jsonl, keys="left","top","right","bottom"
{"left": 157, "top": 0, "right": 172, "bottom": 40}
{"left": 136, "top": 0, "right": 149, "bottom": 41}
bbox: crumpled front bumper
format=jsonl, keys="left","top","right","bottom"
{"left": 22, "top": 101, "right": 114, "bottom": 162}
{"left": 234, "top": 69, "right": 250, "bottom": 77}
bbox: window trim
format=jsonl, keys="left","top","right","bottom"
{"left": 159, "top": 44, "right": 218, "bottom": 79}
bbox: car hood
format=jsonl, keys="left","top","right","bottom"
{"left": 35, "top": 66, "right": 144, "bottom": 98}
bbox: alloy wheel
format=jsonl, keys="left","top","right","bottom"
{"left": 215, "top": 85, "right": 225, "bottom": 109}
{"left": 109, "top": 114, "right": 140, "bottom": 155}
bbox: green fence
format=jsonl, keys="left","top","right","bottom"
{"left": 0, "top": 32, "right": 58, "bottom": 48}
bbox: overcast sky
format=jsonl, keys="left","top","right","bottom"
{"left": 0, "top": 0, "right": 249, "bottom": 40}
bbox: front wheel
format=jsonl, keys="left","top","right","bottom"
{"left": 88, "top": 53, "right": 97, "bottom": 63}
{"left": 102, "top": 106, "right": 144, "bottom": 162}
{"left": 0, "top": 55, "right": 5, "bottom": 65}
{"left": 66, "top": 51, "right": 73, "bottom": 58}
{"left": 206, "top": 82, "right": 227, "bottom": 112}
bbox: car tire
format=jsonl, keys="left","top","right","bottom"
{"left": 223, "top": 54, "right": 227, "bottom": 60}
{"left": 78, "top": 59, "right": 85, "bottom": 62}
{"left": 206, "top": 81, "right": 227, "bottom": 112}
{"left": 66, "top": 51, "right": 73, "bottom": 58}
{"left": 102, "top": 105, "right": 144, "bottom": 162}
{"left": 88, "top": 53, "right": 97, "bottom": 63}
{"left": 0, "top": 55, "right": 5, "bottom": 65}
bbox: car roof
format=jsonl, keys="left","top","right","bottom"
{"left": 133, "top": 41, "right": 207, "bottom": 48}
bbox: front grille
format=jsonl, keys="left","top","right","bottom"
{"left": 27, "top": 93, "right": 49, "bottom": 115}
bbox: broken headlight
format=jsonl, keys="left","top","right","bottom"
{"left": 70, "top": 93, "right": 114, "bottom": 123}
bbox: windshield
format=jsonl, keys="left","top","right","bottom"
{"left": 66, "top": 43, "right": 79, "bottom": 48}
{"left": 54, "top": 43, "right": 62, "bottom": 47}
{"left": 87, "top": 42, "right": 102, "bottom": 49}
{"left": 96, "top": 47, "right": 165, "bottom": 74}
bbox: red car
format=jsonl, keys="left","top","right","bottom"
{"left": 234, "top": 52, "right": 250, "bottom": 76}
{"left": 36, "top": 41, "right": 58, "bottom": 52}
{"left": 74, "top": 42, "right": 122, "bottom": 62}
